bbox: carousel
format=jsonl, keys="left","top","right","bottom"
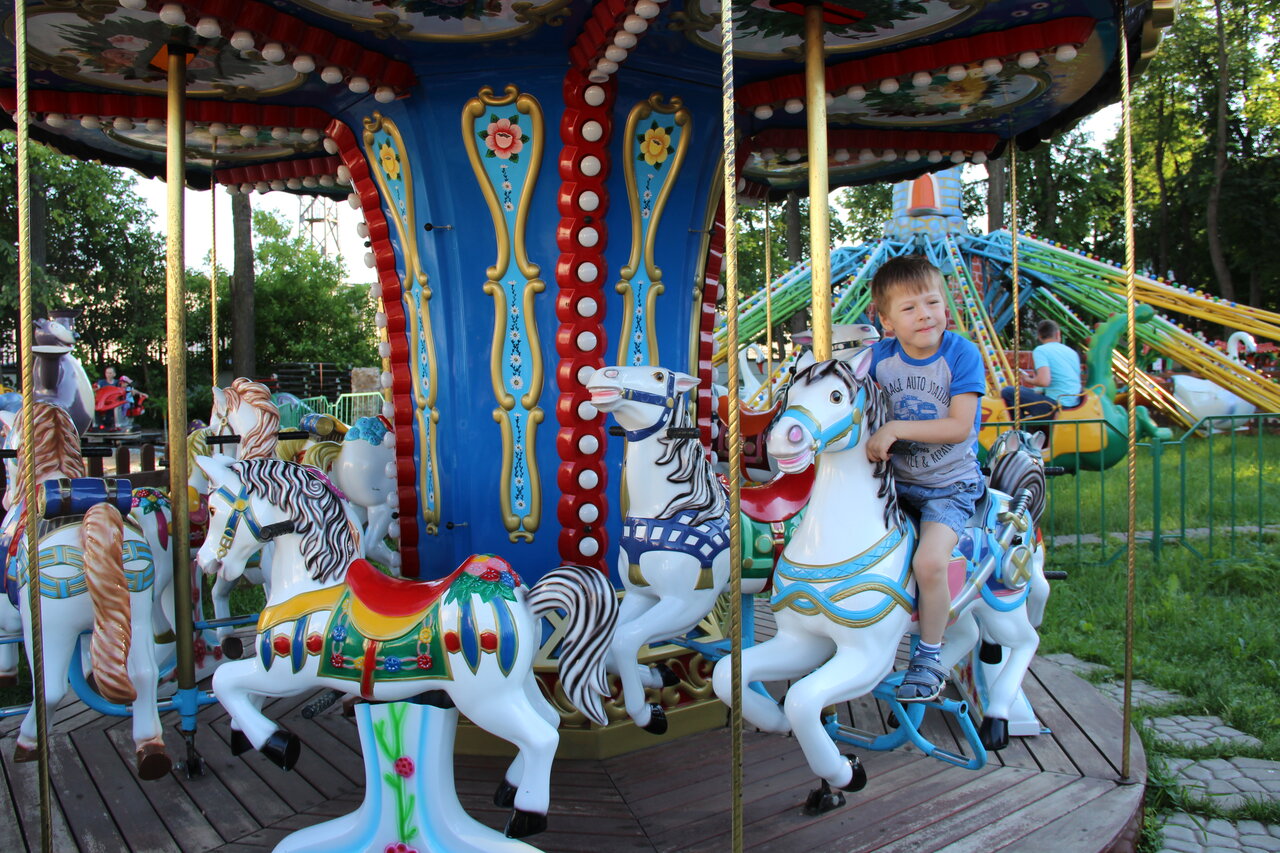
{"left": 1, "top": 0, "right": 1174, "bottom": 849}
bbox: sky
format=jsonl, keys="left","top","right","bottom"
{"left": 132, "top": 177, "right": 376, "bottom": 284}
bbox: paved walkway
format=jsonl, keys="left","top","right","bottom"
{"left": 1047, "top": 653, "right": 1280, "bottom": 853}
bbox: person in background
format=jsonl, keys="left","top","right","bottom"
{"left": 1000, "top": 319, "right": 1082, "bottom": 423}
{"left": 93, "top": 366, "right": 121, "bottom": 431}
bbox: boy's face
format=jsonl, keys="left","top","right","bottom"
{"left": 878, "top": 279, "right": 946, "bottom": 359}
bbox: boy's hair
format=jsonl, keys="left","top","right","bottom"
{"left": 870, "top": 256, "right": 944, "bottom": 314}
{"left": 1036, "top": 319, "right": 1060, "bottom": 341}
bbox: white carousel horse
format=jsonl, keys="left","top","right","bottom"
{"left": 711, "top": 355, "right": 1042, "bottom": 801}
{"left": 1, "top": 403, "right": 172, "bottom": 778}
{"left": 1172, "top": 331, "right": 1258, "bottom": 428}
{"left": 194, "top": 455, "right": 617, "bottom": 838}
{"left": 587, "top": 366, "right": 759, "bottom": 733}
{"left": 291, "top": 415, "right": 398, "bottom": 569}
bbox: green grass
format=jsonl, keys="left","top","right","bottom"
{"left": 1042, "top": 431, "right": 1280, "bottom": 559}
{"left": 1041, "top": 541, "right": 1280, "bottom": 846}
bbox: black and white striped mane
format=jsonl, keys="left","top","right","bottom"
{"left": 987, "top": 429, "right": 1046, "bottom": 525}
{"left": 790, "top": 359, "right": 904, "bottom": 530}
{"left": 234, "top": 458, "right": 358, "bottom": 583}
{"left": 655, "top": 397, "right": 726, "bottom": 526}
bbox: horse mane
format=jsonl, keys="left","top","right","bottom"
{"left": 987, "top": 430, "right": 1046, "bottom": 526}
{"left": 234, "top": 458, "right": 358, "bottom": 584}
{"left": 792, "top": 360, "right": 903, "bottom": 530}
{"left": 276, "top": 437, "right": 310, "bottom": 464}
{"left": 655, "top": 396, "right": 726, "bottom": 526}
{"left": 223, "top": 378, "right": 279, "bottom": 460}
{"left": 300, "top": 441, "right": 342, "bottom": 473}
{"left": 11, "top": 402, "right": 85, "bottom": 499}
{"left": 186, "top": 427, "right": 211, "bottom": 469}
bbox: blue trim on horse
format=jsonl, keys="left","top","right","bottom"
{"left": 771, "top": 524, "right": 916, "bottom": 627}
{"left": 459, "top": 597, "right": 480, "bottom": 673}
{"left": 291, "top": 618, "right": 308, "bottom": 674}
{"left": 620, "top": 510, "right": 730, "bottom": 590}
{"left": 494, "top": 598, "right": 517, "bottom": 676}
{"left": 618, "top": 373, "right": 681, "bottom": 443}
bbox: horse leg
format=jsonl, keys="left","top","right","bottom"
{"left": 495, "top": 672, "right": 562, "bottom": 809}
{"left": 210, "top": 572, "right": 239, "bottom": 657}
{"left": 607, "top": 595, "right": 703, "bottom": 731}
{"left": 606, "top": 589, "right": 661, "bottom": 687}
{"left": 974, "top": 607, "right": 1039, "bottom": 751}
{"left": 211, "top": 659, "right": 301, "bottom": 770}
{"left": 712, "top": 631, "right": 832, "bottom": 734}
{"left": 127, "top": 595, "right": 171, "bottom": 779}
{"left": 785, "top": 645, "right": 893, "bottom": 792}
{"left": 452, "top": 681, "right": 559, "bottom": 838}
{"left": 15, "top": 608, "right": 76, "bottom": 758}
{"left": 0, "top": 597, "right": 20, "bottom": 684}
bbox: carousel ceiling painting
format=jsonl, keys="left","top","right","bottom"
{"left": 1, "top": 0, "right": 1175, "bottom": 578}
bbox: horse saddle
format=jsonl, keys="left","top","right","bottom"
{"left": 740, "top": 467, "right": 815, "bottom": 523}
{"left": 345, "top": 558, "right": 456, "bottom": 641}
{"left": 716, "top": 396, "right": 784, "bottom": 438}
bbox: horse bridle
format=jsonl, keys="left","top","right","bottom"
{"left": 616, "top": 372, "right": 684, "bottom": 443}
{"left": 210, "top": 484, "right": 294, "bottom": 559}
{"left": 780, "top": 385, "right": 868, "bottom": 455}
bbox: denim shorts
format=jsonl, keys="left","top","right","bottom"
{"left": 895, "top": 478, "right": 984, "bottom": 537}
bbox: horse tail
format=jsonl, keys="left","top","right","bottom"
{"left": 81, "top": 503, "right": 136, "bottom": 704}
{"left": 525, "top": 565, "right": 618, "bottom": 727}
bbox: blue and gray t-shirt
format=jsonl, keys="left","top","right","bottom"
{"left": 868, "top": 330, "right": 986, "bottom": 487}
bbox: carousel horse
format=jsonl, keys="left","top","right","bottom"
{"left": 711, "top": 355, "right": 1043, "bottom": 801}
{"left": 587, "top": 366, "right": 749, "bottom": 733}
{"left": 1, "top": 403, "right": 172, "bottom": 778}
{"left": 982, "top": 307, "right": 1171, "bottom": 472}
{"left": 194, "top": 455, "right": 617, "bottom": 838}
{"left": 31, "top": 318, "right": 95, "bottom": 435}
{"left": 985, "top": 428, "right": 1050, "bottom": 628}
{"left": 1172, "top": 331, "right": 1258, "bottom": 428}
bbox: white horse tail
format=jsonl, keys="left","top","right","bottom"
{"left": 525, "top": 566, "right": 618, "bottom": 727}
{"left": 81, "top": 503, "right": 136, "bottom": 704}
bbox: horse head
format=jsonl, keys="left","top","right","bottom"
{"left": 195, "top": 454, "right": 282, "bottom": 582}
{"left": 986, "top": 428, "right": 1047, "bottom": 526}
{"left": 332, "top": 416, "right": 396, "bottom": 508}
{"left": 587, "top": 366, "right": 699, "bottom": 443}
{"left": 211, "top": 379, "right": 280, "bottom": 461}
{"left": 767, "top": 352, "right": 880, "bottom": 474}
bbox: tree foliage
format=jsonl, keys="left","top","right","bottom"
{"left": 0, "top": 131, "right": 167, "bottom": 370}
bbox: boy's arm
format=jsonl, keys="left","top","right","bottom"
{"left": 866, "top": 393, "right": 980, "bottom": 460}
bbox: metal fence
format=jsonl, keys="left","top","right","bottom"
{"left": 276, "top": 392, "right": 385, "bottom": 430}
{"left": 1004, "top": 413, "right": 1280, "bottom": 566}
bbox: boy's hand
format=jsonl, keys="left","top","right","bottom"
{"left": 866, "top": 423, "right": 899, "bottom": 462}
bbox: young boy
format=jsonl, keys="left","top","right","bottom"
{"left": 865, "top": 256, "right": 985, "bottom": 702}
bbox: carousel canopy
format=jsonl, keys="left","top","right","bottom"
{"left": 1, "top": 0, "right": 1174, "bottom": 195}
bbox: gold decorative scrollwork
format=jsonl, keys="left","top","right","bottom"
{"left": 462, "top": 85, "right": 545, "bottom": 542}
{"left": 362, "top": 112, "right": 443, "bottom": 534}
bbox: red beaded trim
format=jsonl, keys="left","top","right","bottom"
{"left": 3, "top": 90, "right": 332, "bottom": 130}
{"left": 326, "top": 118, "right": 420, "bottom": 578}
{"left": 554, "top": 70, "right": 614, "bottom": 572}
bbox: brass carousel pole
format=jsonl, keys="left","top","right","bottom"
{"left": 717, "top": 0, "right": 745, "bottom": 848}
{"left": 164, "top": 47, "right": 198, "bottom": 768}
{"left": 210, "top": 137, "right": 219, "bottom": 387}
{"left": 803, "top": 2, "right": 832, "bottom": 360}
{"left": 14, "top": 0, "right": 54, "bottom": 845}
{"left": 764, "top": 201, "right": 774, "bottom": 406}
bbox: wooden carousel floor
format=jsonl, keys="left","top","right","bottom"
{"left": 0, "top": 637, "right": 1146, "bottom": 853}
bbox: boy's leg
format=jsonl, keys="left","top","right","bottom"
{"left": 897, "top": 521, "right": 959, "bottom": 703}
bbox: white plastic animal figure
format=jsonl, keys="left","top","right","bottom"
{"left": 194, "top": 455, "right": 618, "bottom": 839}
{"left": 1172, "top": 331, "right": 1259, "bottom": 429}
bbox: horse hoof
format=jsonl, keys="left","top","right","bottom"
{"left": 261, "top": 730, "right": 301, "bottom": 771}
{"left": 136, "top": 743, "right": 172, "bottom": 781}
{"left": 220, "top": 637, "right": 244, "bottom": 660}
{"left": 802, "top": 780, "right": 845, "bottom": 816}
{"left": 493, "top": 779, "right": 518, "bottom": 808}
{"left": 979, "top": 641, "right": 1003, "bottom": 665}
{"left": 229, "top": 729, "right": 253, "bottom": 756}
{"left": 642, "top": 704, "right": 668, "bottom": 735}
{"left": 505, "top": 809, "right": 548, "bottom": 839}
{"left": 841, "top": 755, "right": 867, "bottom": 793}
{"left": 13, "top": 742, "right": 36, "bottom": 763}
{"left": 652, "top": 663, "right": 680, "bottom": 688}
{"left": 980, "top": 717, "right": 1009, "bottom": 751}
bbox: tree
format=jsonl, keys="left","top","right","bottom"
{"left": 186, "top": 210, "right": 377, "bottom": 380}
{"left": 0, "top": 132, "right": 167, "bottom": 371}
{"left": 230, "top": 192, "right": 256, "bottom": 378}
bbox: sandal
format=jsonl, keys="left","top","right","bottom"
{"left": 895, "top": 655, "right": 948, "bottom": 703}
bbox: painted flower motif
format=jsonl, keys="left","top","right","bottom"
{"left": 503, "top": 201, "right": 515, "bottom": 212}
{"left": 383, "top": 844, "right": 418, "bottom": 853}
{"left": 331, "top": 624, "right": 347, "bottom": 642}
{"left": 329, "top": 652, "right": 345, "bottom": 668}
{"left": 484, "top": 117, "right": 524, "bottom": 160}
{"left": 394, "top": 756, "right": 415, "bottom": 778}
{"left": 514, "top": 476, "right": 524, "bottom": 487}
{"left": 379, "top": 143, "right": 401, "bottom": 180}
{"left": 499, "top": 573, "right": 517, "bottom": 589}
{"left": 642, "top": 190, "right": 653, "bottom": 201}
{"left": 502, "top": 180, "right": 512, "bottom": 190}
{"left": 384, "top": 655, "right": 402, "bottom": 672}
{"left": 510, "top": 330, "right": 520, "bottom": 341}
{"left": 416, "top": 652, "right": 433, "bottom": 669}
{"left": 515, "top": 499, "right": 526, "bottom": 510}
{"left": 480, "top": 568, "right": 502, "bottom": 582}
{"left": 108, "top": 34, "right": 148, "bottom": 51}
{"left": 511, "top": 375, "right": 524, "bottom": 390}
{"left": 917, "top": 74, "right": 991, "bottom": 109}
{"left": 638, "top": 123, "right": 674, "bottom": 168}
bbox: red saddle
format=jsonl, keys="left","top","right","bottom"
{"left": 95, "top": 386, "right": 127, "bottom": 412}
{"left": 740, "top": 467, "right": 815, "bottom": 523}
{"left": 715, "top": 396, "right": 785, "bottom": 439}
{"left": 345, "top": 554, "right": 518, "bottom": 617}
